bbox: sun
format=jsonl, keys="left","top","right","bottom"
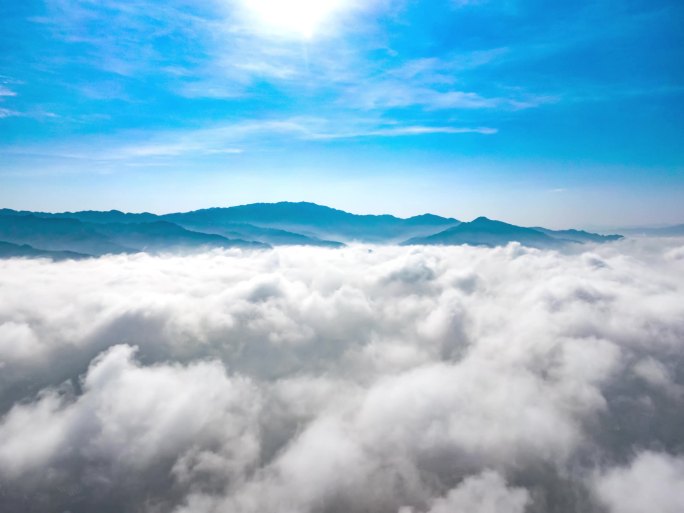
{"left": 241, "top": 0, "right": 347, "bottom": 39}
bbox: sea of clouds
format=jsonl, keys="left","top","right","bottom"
{"left": 1, "top": 238, "right": 683, "bottom": 513}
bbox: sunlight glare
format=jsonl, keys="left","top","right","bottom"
{"left": 241, "top": 0, "right": 347, "bottom": 39}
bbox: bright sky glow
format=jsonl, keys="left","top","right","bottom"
{"left": 242, "top": 0, "right": 346, "bottom": 38}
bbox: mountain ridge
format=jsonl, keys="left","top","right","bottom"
{"left": 0, "top": 213, "right": 268, "bottom": 257}
{"left": 163, "top": 201, "right": 459, "bottom": 243}
{"left": 0, "top": 203, "right": 625, "bottom": 258}
{"left": 0, "top": 240, "right": 91, "bottom": 261}
{"left": 404, "top": 216, "right": 623, "bottom": 248}
{"left": 404, "top": 217, "right": 565, "bottom": 248}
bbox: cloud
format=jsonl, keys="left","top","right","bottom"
{"left": 346, "top": 83, "right": 530, "bottom": 111}
{"left": 411, "top": 471, "right": 529, "bottom": 513}
{"left": 0, "top": 86, "right": 17, "bottom": 98}
{"left": 0, "top": 108, "right": 21, "bottom": 119}
{"left": 0, "top": 108, "right": 58, "bottom": 121}
{"left": 341, "top": 53, "right": 556, "bottom": 112}
{"left": 0, "top": 238, "right": 683, "bottom": 512}
{"left": 39, "top": 0, "right": 387, "bottom": 98}
{"left": 34, "top": 0, "right": 547, "bottom": 118}
{"left": 307, "top": 124, "right": 498, "bottom": 138}
{"left": 594, "top": 451, "right": 684, "bottom": 513}
{"left": 1, "top": 117, "right": 496, "bottom": 163}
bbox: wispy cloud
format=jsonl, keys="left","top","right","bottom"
{"left": 342, "top": 52, "right": 557, "bottom": 112}
{"left": 0, "top": 108, "right": 21, "bottom": 119}
{"left": 0, "top": 116, "right": 497, "bottom": 165}
{"left": 115, "top": 143, "right": 244, "bottom": 158}
{"left": 0, "top": 108, "right": 58, "bottom": 121}
{"left": 346, "top": 83, "right": 553, "bottom": 111}
{"left": 0, "top": 86, "right": 17, "bottom": 97}
{"left": 33, "top": 0, "right": 547, "bottom": 117}
{"left": 313, "top": 124, "right": 498, "bottom": 138}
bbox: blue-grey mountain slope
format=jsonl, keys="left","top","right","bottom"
{"left": 0, "top": 214, "right": 134, "bottom": 255}
{"left": 0, "top": 212, "right": 267, "bottom": 257}
{"left": 532, "top": 227, "right": 623, "bottom": 244}
{"left": 1, "top": 203, "right": 459, "bottom": 246}
{"left": 0, "top": 240, "right": 90, "bottom": 260}
{"left": 404, "top": 217, "right": 570, "bottom": 248}
{"left": 48, "top": 210, "right": 159, "bottom": 224}
{"left": 2, "top": 208, "right": 344, "bottom": 247}
{"left": 166, "top": 220, "right": 344, "bottom": 247}
{"left": 0, "top": 204, "right": 625, "bottom": 256}
{"left": 89, "top": 221, "right": 267, "bottom": 252}
{"left": 164, "top": 202, "right": 460, "bottom": 243}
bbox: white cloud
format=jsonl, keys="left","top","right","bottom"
{"left": 0, "top": 86, "right": 17, "bottom": 97}
{"left": 0, "top": 321, "right": 43, "bottom": 366}
{"left": 0, "top": 238, "right": 683, "bottom": 511}
{"left": 307, "top": 124, "right": 498, "bottom": 138}
{"left": 408, "top": 471, "right": 529, "bottom": 513}
{"left": 594, "top": 451, "right": 684, "bottom": 513}
{"left": 1, "top": 117, "right": 496, "bottom": 163}
{"left": 347, "top": 83, "right": 555, "bottom": 111}
{"left": 0, "top": 344, "right": 260, "bottom": 486}
{"left": 0, "top": 107, "right": 21, "bottom": 119}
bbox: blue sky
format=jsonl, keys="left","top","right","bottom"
{"left": 1, "top": 0, "right": 683, "bottom": 227}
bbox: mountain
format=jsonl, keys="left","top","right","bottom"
{"left": 166, "top": 220, "right": 344, "bottom": 248}
{"left": 49, "top": 209, "right": 159, "bottom": 224}
{"left": 403, "top": 217, "right": 569, "bottom": 248}
{"left": 0, "top": 240, "right": 89, "bottom": 260}
{"left": 0, "top": 212, "right": 268, "bottom": 257}
{"left": 88, "top": 221, "right": 268, "bottom": 252}
{"left": 2, "top": 203, "right": 459, "bottom": 245}
{"left": 0, "top": 208, "right": 158, "bottom": 224}
{"left": 0, "top": 205, "right": 626, "bottom": 255}
{"left": 2, "top": 207, "right": 345, "bottom": 247}
{"left": 532, "top": 227, "right": 623, "bottom": 244}
{"left": 0, "top": 214, "right": 134, "bottom": 255}
{"left": 164, "top": 202, "right": 460, "bottom": 243}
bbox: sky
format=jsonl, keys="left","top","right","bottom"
{"left": 0, "top": 0, "right": 683, "bottom": 228}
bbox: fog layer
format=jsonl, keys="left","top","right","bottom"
{"left": 1, "top": 239, "right": 683, "bottom": 512}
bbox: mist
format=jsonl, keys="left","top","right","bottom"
{"left": 1, "top": 239, "right": 683, "bottom": 512}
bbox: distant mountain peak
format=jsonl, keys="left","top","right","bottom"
{"left": 165, "top": 202, "right": 460, "bottom": 243}
{"left": 471, "top": 216, "right": 495, "bottom": 224}
{"left": 402, "top": 213, "right": 626, "bottom": 248}
{"left": 0, "top": 203, "right": 624, "bottom": 256}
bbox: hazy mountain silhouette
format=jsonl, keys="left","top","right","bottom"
{"left": 3, "top": 207, "right": 345, "bottom": 247}
{"left": 49, "top": 210, "right": 159, "bottom": 224}
{"left": 0, "top": 208, "right": 159, "bottom": 224}
{"left": 166, "top": 220, "right": 344, "bottom": 247}
{"left": 0, "top": 204, "right": 625, "bottom": 258}
{"left": 0, "top": 211, "right": 267, "bottom": 256}
{"left": 532, "top": 227, "right": 623, "bottom": 244}
{"left": 404, "top": 217, "right": 569, "bottom": 248}
{"left": 164, "top": 202, "right": 460, "bottom": 243}
{"left": 0, "top": 240, "right": 90, "bottom": 260}
{"left": 0, "top": 214, "right": 134, "bottom": 255}
{"left": 92, "top": 221, "right": 268, "bottom": 252}
{"left": 13, "top": 203, "right": 457, "bottom": 244}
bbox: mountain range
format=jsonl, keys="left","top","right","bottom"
{"left": 0, "top": 203, "right": 624, "bottom": 259}
{"left": 405, "top": 217, "right": 623, "bottom": 248}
